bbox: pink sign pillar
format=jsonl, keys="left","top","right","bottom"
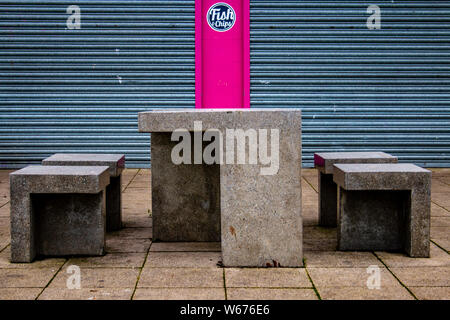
{"left": 195, "top": 0, "right": 250, "bottom": 108}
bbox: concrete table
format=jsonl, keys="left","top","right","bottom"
{"left": 314, "top": 152, "right": 398, "bottom": 227}
{"left": 139, "top": 109, "right": 302, "bottom": 267}
{"left": 42, "top": 153, "right": 125, "bottom": 231}
{"left": 10, "top": 165, "right": 110, "bottom": 262}
{"left": 333, "top": 163, "right": 431, "bottom": 257}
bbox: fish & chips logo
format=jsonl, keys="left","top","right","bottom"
{"left": 207, "top": 2, "right": 236, "bottom": 32}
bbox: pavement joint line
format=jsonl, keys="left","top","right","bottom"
{"left": 140, "top": 267, "right": 223, "bottom": 269}
{"left": 131, "top": 241, "right": 152, "bottom": 300}
{"left": 302, "top": 176, "right": 318, "bottom": 194}
{"left": 122, "top": 169, "right": 141, "bottom": 193}
{"left": 150, "top": 251, "right": 221, "bottom": 253}
{"left": 430, "top": 239, "right": 449, "bottom": 255}
{"left": 134, "top": 286, "right": 313, "bottom": 289}
{"left": 304, "top": 259, "right": 322, "bottom": 300}
{"left": 0, "top": 243, "right": 10, "bottom": 254}
{"left": 432, "top": 200, "right": 450, "bottom": 213}
{"left": 224, "top": 286, "right": 315, "bottom": 289}
{"left": 0, "top": 200, "right": 9, "bottom": 209}
{"left": 436, "top": 177, "right": 450, "bottom": 187}
{"left": 35, "top": 258, "right": 68, "bottom": 300}
{"left": 223, "top": 268, "right": 228, "bottom": 300}
{"left": 372, "top": 251, "right": 418, "bottom": 300}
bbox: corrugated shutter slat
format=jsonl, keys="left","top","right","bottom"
{"left": 0, "top": 0, "right": 449, "bottom": 168}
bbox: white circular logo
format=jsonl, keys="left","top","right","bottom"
{"left": 207, "top": 2, "right": 236, "bottom": 32}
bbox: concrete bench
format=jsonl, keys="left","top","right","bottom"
{"left": 10, "top": 165, "right": 110, "bottom": 262}
{"left": 314, "top": 152, "right": 398, "bottom": 227}
{"left": 333, "top": 163, "right": 431, "bottom": 257}
{"left": 42, "top": 153, "right": 125, "bottom": 231}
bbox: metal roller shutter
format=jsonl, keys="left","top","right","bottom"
{"left": 0, "top": 0, "right": 196, "bottom": 168}
{"left": 1, "top": 0, "right": 449, "bottom": 168}
{"left": 251, "top": 0, "right": 450, "bottom": 167}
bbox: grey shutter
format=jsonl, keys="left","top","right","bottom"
{"left": 1, "top": 1, "right": 449, "bottom": 168}
{"left": 251, "top": 0, "right": 450, "bottom": 167}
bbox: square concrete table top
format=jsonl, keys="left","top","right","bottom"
{"left": 314, "top": 152, "right": 398, "bottom": 174}
{"left": 138, "top": 108, "right": 302, "bottom": 132}
{"left": 42, "top": 153, "right": 125, "bottom": 177}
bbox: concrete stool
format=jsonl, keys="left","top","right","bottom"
{"left": 314, "top": 152, "right": 398, "bottom": 227}
{"left": 42, "top": 153, "right": 125, "bottom": 231}
{"left": 10, "top": 165, "right": 110, "bottom": 262}
{"left": 333, "top": 163, "right": 431, "bottom": 257}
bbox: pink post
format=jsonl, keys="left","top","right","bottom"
{"left": 195, "top": 0, "right": 250, "bottom": 108}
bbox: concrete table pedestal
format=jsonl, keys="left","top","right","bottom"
{"left": 42, "top": 153, "right": 125, "bottom": 231}
{"left": 333, "top": 163, "right": 432, "bottom": 257}
{"left": 314, "top": 152, "right": 398, "bottom": 227}
{"left": 10, "top": 165, "right": 110, "bottom": 263}
{"left": 139, "top": 109, "right": 303, "bottom": 267}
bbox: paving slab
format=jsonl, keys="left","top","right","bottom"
{"left": 225, "top": 268, "right": 311, "bottom": 288}
{"left": 432, "top": 238, "right": 450, "bottom": 252}
{"left": 106, "top": 238, "right": 151, "bottom": 253}
{"left": 0, "top": 288, "right": 42, "bottom": 300}
{"left": 0, "top": 224, "right": 9, "bottom": 238}
{"left": 432, "top": 196, "right": 450, "bottom": 209}
{"left": 0, "top": 268, "right": 58, "bottom": 288}
{"left": 318, "top": 286, "right": 414, "bottom": 300}
{"left": 303, "top": 239, "right": 337, "bottom": 252}
{"left": 0, "top": 204, "right": 9, "bottom": 217}
{"left": 304, "top": 251, "right": 383, "bottom": 268}
{"left": 145, "top": 252, "right": 222, "bottom": 268}
{"left": 138, "top": 268, "right": 224, "bottom": 288}
{"left": 0, "top": 238, "right": 9, "bottom": 250}
{"left": 150, "top": 242, "right": 221, "bottom": 252}
{"left": 0, "top": 247, "right": 66, "bottom": 269}
{"left": 66, "top": 253, "right": 147, "bottom": 268}
{"left": 227, "top": 288, "right": 318, "bottom": 300}
{"left": 303, "top": 226, "right": 336, "bottom": 240}
{"left": 122, "top": 215, "right": 152, "bottom": 228}
{"left": 431, "top": 226, "right": 450, "bottom": 239}
{"left": 390, "top": 267, "right": 450, "bottom": 287}
{"left": 133, "top": 288, "right": 225, "bottom": 300}
{"left": 410, "top": 287, "right": 450, "bottom": 300}
{"left": 106, "top": 227, "right": 153, "bottom": 240}
{"left": 431, "top": 180, "right": 450, "bottom": 194}
{"left": 376, "top": 243, "right": 450, "bottom": 268}
{"left": 0, "top": 168, "right": 449, "bottom": 300}
{"left": 0, "top": 195, "right": 9, "bottom": 207}
{"left": 48, "top": 267, "right": 140, "bottom": 288}
{"left": 39, "top": 288, "right": 134, "bottom": 300}
{"left": 431, "top": 217, "right": 450, "bottom": 227}
{"left": 307, "top": 267, "right": 402, "bottom": 288}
